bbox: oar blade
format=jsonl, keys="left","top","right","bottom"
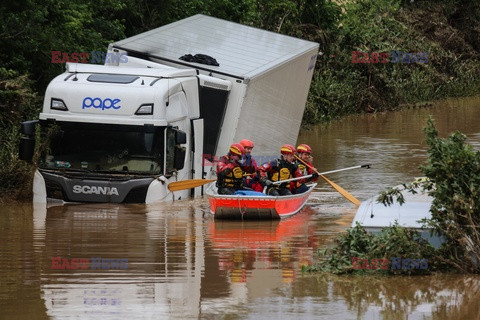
{"left": 320, "top": 175, "right": 361, "bottom": 206}
{"left": 294, "top": 154, "right": 361, "bottom": 206}
{"left": 168, "top": 179, "right": 216, "bottom": 192}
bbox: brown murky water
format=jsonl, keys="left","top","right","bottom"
{"left": 1, "top": 96, "right": 479, "bottom": 319}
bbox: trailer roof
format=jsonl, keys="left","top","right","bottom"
{"left": 110, "top": 14, "right": 319, "bottom": 81}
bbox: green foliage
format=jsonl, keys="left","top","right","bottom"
{"left": 377, "top": 185, "right": 407, "bottom": 207}
{"left": 0, "top": 127, "right": 34, "bottom": 201}
{"left": 0, "top": 68, "right": 40, "bottom": 200}
{"left": 311, "top": 117, "right": 480, "bottom": 275}
{"left": 420, "top": 117, "right": 480, "bottom": 272}
{"left": 304, "top": 223, "right": 438, "bottom": 275}
{"left": 0, "top": 0, "right": 127, "bottom": 91}
{"left": 304, "top": 63, "right": 367, "bottom": 123}
{"left": 300, "top": 0, "right": 342, "bottom": 32}
{"left": 120, "top": 0, "right": 259, "bottom": 35}
{"left": 303, "top": 0, "right": 480, "bottom": 123}
{"left": 376, "top": 117, "right": 480, "bottom": 273}
{"left": 0, "top": 68, "right": 40, "bottom": 126}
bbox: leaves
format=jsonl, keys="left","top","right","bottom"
{"left": 420, "top": 117, "right": 480, "bottom": 272}
{"left": 305, "top": 222, "right": 437, "bottom": 275}
{"left": 371, "top": 117, "right": 480, "bottom": 273}
{"left": 310, "top": 117, "right": 480, "bottom": 275}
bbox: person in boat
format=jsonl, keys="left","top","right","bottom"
{"left": 258, "top": 144, "right": 305, "bottom": 196}
{"left": 216, "top": 143, "right": 246, "bottom": 195}
{"left": 292, "top": 144, "right": 319, "bottom": 194}
{"left": 239, "top": 139, "right": 263, "bottom": 192}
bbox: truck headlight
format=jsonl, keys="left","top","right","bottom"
{"left": 135, "top": 104, "right": 154, "bottom": 115}
{"left": 51, "top": 98, "right": 68, "bottom": 111}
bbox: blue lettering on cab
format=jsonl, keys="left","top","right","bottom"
{"left": 83, "top": 97, "right": 121, "bottom": 110}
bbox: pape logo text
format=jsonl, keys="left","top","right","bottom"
{"left": 82, "top": 97, "right": 122, "bottom": 110}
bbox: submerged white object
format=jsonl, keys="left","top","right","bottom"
{"left": 352, "top": 186, "right": 444, "bottom": 247}
{"left": 353, "top": 188, "right": 433, "bottom": 229}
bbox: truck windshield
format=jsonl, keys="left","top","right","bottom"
{"left": 38, "top": 122, "right": 164, "bottom": 175}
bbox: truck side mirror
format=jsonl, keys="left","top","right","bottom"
{"left": 19, "top": 120, "right": 39, "bottom": 162}
{"left": 19, "top": 137, "right": 35, "bottom": 162}
{"left": 175, "top": 130, "right": 187, "bottom": 145}
{"left": 173, "top": 146, "right": 186, "bottom": 171}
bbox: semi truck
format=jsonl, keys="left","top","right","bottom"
{"left": 20, "top": 14, "right": 319, "bottom": 204}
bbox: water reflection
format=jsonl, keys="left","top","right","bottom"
{"left": 26, "top": 202, "right": 328, "bottom": 319}
{"left": 32, "top": 202, "right": 208, "bottom": 319}
{"left": 0, "top": 204, "right": 48, "bottom": 318}
{"left": 302, "top": 274, "right": 480, "bottom": 320}
{"left": 208, "top": 209, "right": 318, "bottom": 285}
{"left": 22, "top": 200, "right": 480, "bottom": 320}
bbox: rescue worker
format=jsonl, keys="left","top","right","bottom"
{"left": 216, "top": 143, "right": 246, "bottom": 195}
{"left": 239, "top": 139, "right": 263, "bottom": 192}
{"left": 293, "top": 144, "right": 319, "bottom": 194}
{"left": 258, "top": 144, "right": 304, "bottom": 196}
{"left": 239, "top": 139, "right": 257, "bottom": 174}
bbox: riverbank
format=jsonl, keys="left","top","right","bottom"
{"left": 302, "top": 0, "right": 480, "bottom": 123}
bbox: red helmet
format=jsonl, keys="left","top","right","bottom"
{"left": 297, "top": 144, "right": 312, "bottom": 154}
{"left": 239, "top": 139, "right": 254, "bottom": 149}
{"left": 229, "top": 143, "right": 245, "bottom": 156}
{"left": 280, "top": 144, "right": 296, "bottom": 155}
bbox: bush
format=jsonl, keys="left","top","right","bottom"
{"left": 310, "top": 117, "right": 480, "bottom": 275}
{"left": 304, "top": 223, "right": 438, "bottom": 275}
{"left": 377, "top": 117, "right": 480, "bottom": 273}
{"left": 420, "top": 117, "right": 480, "bottom": 272}
{"left": 0, "top": 68, "right": 39, "bottom": 200}
{"left": 303, "top": 0, "right": 480, "bottom": 123}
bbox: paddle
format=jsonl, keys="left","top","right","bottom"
{"left": 168, "top": 164, "right": 370, "bottom": 192}
{"left": 271, "top": 164, "right": 370, "bottom": 185}
{"left": 168, "top": 179, "right": 216, "bottom": 192}
{"left": 295, "top": 155, "right": 364, "bottom": 206}
{"left": 167, "top": 173, "right": 255, "bottom": 192}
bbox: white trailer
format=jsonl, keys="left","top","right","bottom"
{"left": 20, "top": 14, "right": 318, "bottom": 204}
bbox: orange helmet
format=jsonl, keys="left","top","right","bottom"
{"left": 229, "top": 143, "right": 245, "bottom": 156}
{"left": 280, "top": 144, "right": 296, "bottom": 155}
{"left": 239, "top": 139, "right": 254, "bottom": 149}
{"left": 297, "top": 144, "right": 312, "bottom": 154}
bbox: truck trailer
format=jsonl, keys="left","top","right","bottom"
{"left": 20, "top": 14, "right": 319, "bottom": 204}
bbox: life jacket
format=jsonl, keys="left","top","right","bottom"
{"left": 298, "top": 163, "right": 307, "bottom": 175}
{"left": 294, "top": 160, "right": 316, "bottom": 188}
{"left": 269, "top": 159, "right": 297, "bottom": 188}
{"left": 241, "top": 154, "right": 257, "bottom": 174}
{"left": 217, "top": 156, "right": 244, "bottom": 189}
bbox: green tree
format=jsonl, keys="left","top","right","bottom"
{"left": 378, "top": 117, "right": 480, "bottom": 273}
{"left": 0, "top": 68, "right": 39, "bottom": 200}
{"left": 420, "top": 118, "right": 480, "bottom": 272}
{"left": 0, "top": 0, "right": 127, "bottom": 91}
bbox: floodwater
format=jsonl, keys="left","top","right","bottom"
{"left": 1, "top": 96, "right": 480, "bottom": 319}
